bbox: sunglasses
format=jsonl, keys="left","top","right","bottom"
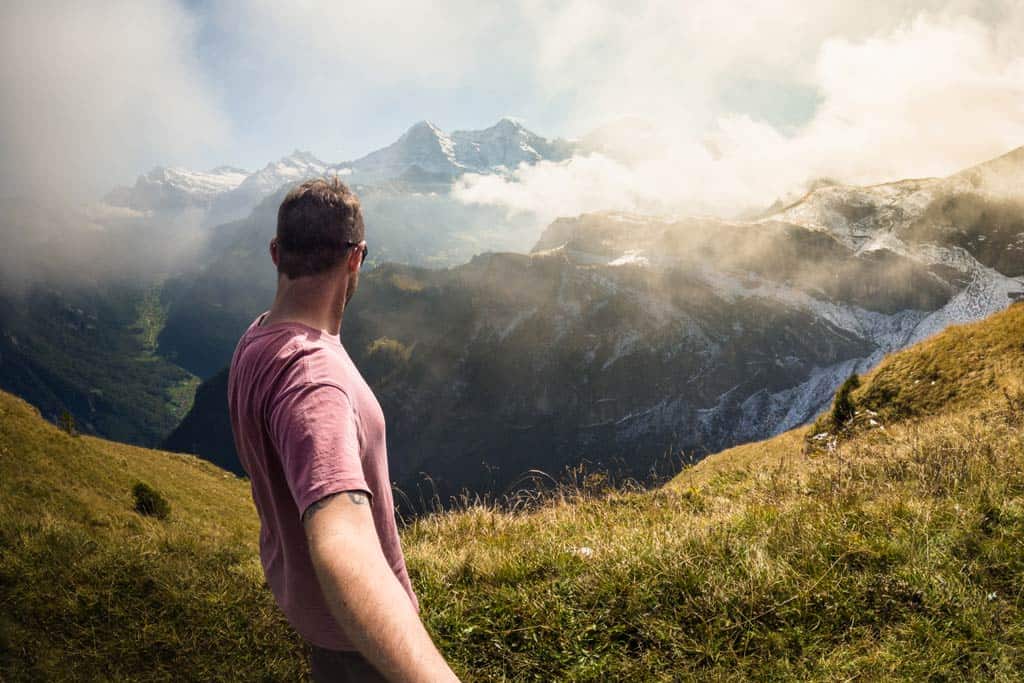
{"left": 345, "top": 241, "right": 368, "bottom": 263}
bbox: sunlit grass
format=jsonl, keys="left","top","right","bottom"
{"left": 405, "top": 393, "right": 1024, "bottom": 680}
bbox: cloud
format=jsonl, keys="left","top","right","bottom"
{"left": 0, "top": 0, "right": 228, "bottom": 200}
{"left": 3, "top": 0, "right": 1021, "bottom": 218}
{"left": 221, "top": 0, "right": 520, "bottom": 87}
{"left": 454, "top": 7, "right": 1024, "bottom": 222}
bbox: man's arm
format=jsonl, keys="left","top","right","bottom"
{"left": 303, "top": 491, "right": 460, "bottom": 683}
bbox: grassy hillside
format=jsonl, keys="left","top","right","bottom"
{"left": 402, "top": 303, "right": 1024, "bottom": 680}
{"left": 2, "top": 304, "right": 1022, "bottom": 681}
{"left": 0, "top": 391, "right": 305, "bottom": 681}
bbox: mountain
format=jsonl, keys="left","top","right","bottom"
{"left": 104, "top": 165, "right": 249, "bottom": 211}
{"left": 233, "top": 150, "right": 330, "bottom": 198}
{"left": 211, "top": 150, "right": 332, "bottom": 221}
{"left": 165, "top": 145, "right": 1024, "bottom": 507}
{"left": 161, "top": 368, "right": 234, "bottom": 473}
{"left": 98, "top": 119, "right": 572, "bottom": 270}
{"left": 0, "top": 118, "right": 566, "bottom": 450}
{"left": 341, "top": 120, "right": 462, "bottom": 184}
{"left": 155, "top": 179, "right": 541, "bottom": 378}
{"left": 0, "top": 193, "right": 202, "bottom": 446}
{"left": 771, "top": 145, "right": 1024, "bottom": 279}
{"left": 5, "top": 304, "right": 1023, "bottom": 679}
{"left": 3, "top": 132, "right": 1021, "bottom": 483}
{"left": 450, "top": 117, "right": 576, "bottom": 170}
{"left": 104, "top": 119, "right": 572, "bottom": 218}
{"left": 342, "top": 118, "right": 576, "bottom": 184}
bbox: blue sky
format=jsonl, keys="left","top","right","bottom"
{"left": 184, "top": 0, "right": 576, "bottom": 168}
{"left": 182, "top": 0, "right": 826, "bottom": 170}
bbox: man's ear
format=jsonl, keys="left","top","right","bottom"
{"left": 269, "top": 238, "right": 280, "bottom": 267}
{"left": 347, "top": 244, "right": 363, "bottom": 272}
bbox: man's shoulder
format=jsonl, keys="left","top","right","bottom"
{"left": 231, "top": 325, "right": 339, "bottom": 388}
{"left": 275, "top": 336, "right": 355, "bottom": 394}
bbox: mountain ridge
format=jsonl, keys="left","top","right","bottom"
{"left": 105, "top": 118, "right": 575, "bottom": 214}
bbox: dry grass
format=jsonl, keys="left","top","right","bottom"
{"left": 404, "top": 389, "right": 1024, "bottom": 680}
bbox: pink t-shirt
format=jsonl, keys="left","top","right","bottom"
{"left": 227, "top": 312, "right": 418, "bottom": 651}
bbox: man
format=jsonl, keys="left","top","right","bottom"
{"left": 227, "top": 178, "right": 459, "bottom": 682}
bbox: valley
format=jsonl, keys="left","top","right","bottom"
{"left": 1, "top": 122, "right": 1022, "bottom": 508}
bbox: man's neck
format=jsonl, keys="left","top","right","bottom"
{"left": 262, "top": 272, "right": 348, "bottom": 336}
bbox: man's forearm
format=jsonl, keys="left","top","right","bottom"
{"left": 305, "top": 494, "right": 459, "bottom": 682}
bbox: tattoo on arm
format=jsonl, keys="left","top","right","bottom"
{"left": 303, "top": 490, "right": 370, "bottom": 525}
{"left": 303, "top": 493, "right": 339, "bottom": 524}
{"left": 346, "top": 491, "right": 369, "bottom": 505}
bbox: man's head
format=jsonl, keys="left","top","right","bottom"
{"left": 272, "top": 176, "right": 368, "bottom": 305}
{"left": 274, "top": 177, "right": 366, "bottom": 280}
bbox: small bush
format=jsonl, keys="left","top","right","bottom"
{"left": 132, "top": 482, "right": 170, "bottom": 520}
{"left": 831, "top": 373, "right": 861, "bottom": 429}
{"left": 363, "top": 337, "right": 413, "bottom": 383}
{"left": 58, "top": 409, "right": 77, "bottom": 436}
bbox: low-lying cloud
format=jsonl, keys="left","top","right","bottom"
{"left": 454, "top": 9, "right": 1024, "bottom": 222}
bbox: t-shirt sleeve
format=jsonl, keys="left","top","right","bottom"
{"left": 268, "top": 382, "right": 372, "bottom": 520}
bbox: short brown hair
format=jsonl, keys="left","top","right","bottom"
{"left": 276, "top": 177, "right": 365, "bottom": 278}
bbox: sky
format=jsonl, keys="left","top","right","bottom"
{"left": 1, "top": 0, "right": 1022, "bottom": 209}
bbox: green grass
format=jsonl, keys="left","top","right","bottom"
{"left": 403, "top": 406, "right": 1024, "bottom": 680}
{"left": 2, "top": 304, "right": 1023, "bottom": 681}
{"left": 811, "top": 302, "right": 1024, "bottom": 435}
{"left": 0, "top": 393, "right": 306, "bottom": 681}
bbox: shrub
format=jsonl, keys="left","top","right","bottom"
{"left": 132, "top": 482, "right": 170, "bottom": 520}
{"left": 363, "top": 337, "right": 413, "bottom": 384}
{"left": 831, "top": 373, "right": 861, "bottom": 429}
{"left": 58, "top": 409, "right": 77, "bottom": 436}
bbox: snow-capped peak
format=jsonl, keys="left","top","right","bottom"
{"left": 280, "top": 149, "right": 325, "bottom": 167}
{"left": 404, "top": 120, "right": 445, "bottom": 136}
{"left": 450, "top": 118, "right": 573, "bottom": 171}
{"left": 234, "top": 150, "right": 330, "bottom": 197}
{"left": 103, "top": 118, "right": 578, "bottom": 210}
{"left": 104, "top": 165, "right": 249, "bottom": 210}
{"left": 346, "top": 120, "right": 461, "bottom": 183}
{"left": 143, "top": 166, "right": 248, "bottom": 194}
{"left": 491, "top": 116, "right": 525, "bottom": 131}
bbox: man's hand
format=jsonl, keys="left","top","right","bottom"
{"left": 303, "top": 491, "right": 460, "bottom": 683}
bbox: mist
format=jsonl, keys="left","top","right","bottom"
{"left": 453, "top": 8, "right": 1024, "bottom": 224}
{"left": 0, "top": 1, "right": 230, "bottom": 292}
{"left": 0, "top": 198, "right": 213, "bottom": 296}
{"left": 1, "top": 1, "right": 1022, "bottom": 294}
{"left": 0, "top": 1, "right": 227, "bottom": 202}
